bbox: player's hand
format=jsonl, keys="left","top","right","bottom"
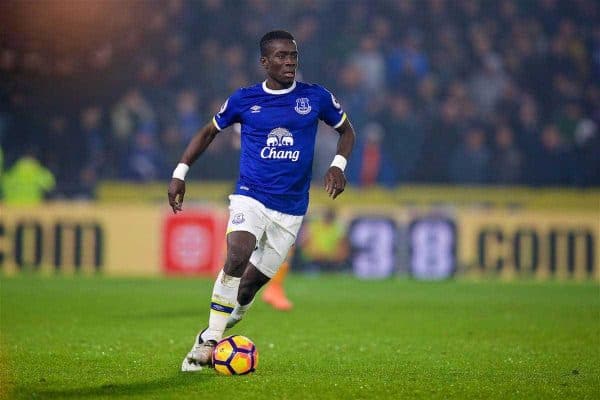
{"left": 168, "top": 178, "right": 186, "bottom": 214}
{"left": 324, "top": 166, "right": 346, "bottom": 199}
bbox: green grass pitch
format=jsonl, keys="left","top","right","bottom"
{"left": 1, "top": 275, "right": 598, "bottom": 399}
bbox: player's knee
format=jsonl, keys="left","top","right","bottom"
{"left": 225, "top": 245, "right": 252, "bottom": 273}
{"left": 225, "top": 232, "right": 255, "bottom": 274}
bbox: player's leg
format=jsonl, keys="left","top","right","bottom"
{"left": 182, "top": 195, "right": 265, "bottom": 372}
{"left": 203, "top": 230, "right": 256, "bottom": 340}
{"left": 226, "top": 213, "right": 301, "bottom": 328}
{"left": 226, "top": 262, "right": 270, "bottom": 328}
{"left": 182, "top": 231, "right": 256, "bottom": 371}
{"left": 238, "top": 262, "right": 272, "bottom": 304}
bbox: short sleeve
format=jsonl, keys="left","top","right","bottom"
{"left": 318, "top": 86, "right": 347, "bottom": 129}
{"left": 213, "top": 90, "right": 242, "bottom": 131}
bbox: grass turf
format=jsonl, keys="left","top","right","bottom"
{"left": 1, "top": 275, "right": 598, "bottom": 399}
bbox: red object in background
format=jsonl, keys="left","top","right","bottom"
{"left": 163, "top": 211, "right": 225, "bottom": 276}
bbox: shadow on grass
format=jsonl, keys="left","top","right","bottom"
{"left": 12, "top": 373, "right": 218, "bottom": 399}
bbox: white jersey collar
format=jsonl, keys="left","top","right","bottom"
{"left": 262, "top": 80, "right": 297, "bottom": 95}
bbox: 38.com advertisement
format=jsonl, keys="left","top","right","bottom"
{"left": 1, "top": 204, "right": 597, "bottom": 280}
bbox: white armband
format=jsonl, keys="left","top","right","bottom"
{"left": 172, "top": 163, "right": 190, "bottom": 181}
{"left": 330, "top": 155, "right": 347, "bottom": 171}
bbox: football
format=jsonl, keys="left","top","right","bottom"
{"left": 212, "top": 335, "right": 259, "bottom": 375}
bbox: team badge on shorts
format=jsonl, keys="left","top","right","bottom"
{"left": 232, "top": 213, "right": 245, "bottom": 225}
{"left": 294, "top": 98, "right": 311, "bottom": 115}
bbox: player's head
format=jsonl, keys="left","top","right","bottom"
{"left": 260, "top": 30, "right": 295, "bottom": 56}
{"left": 260, "top": 30, "right": 298, "bottom": 86}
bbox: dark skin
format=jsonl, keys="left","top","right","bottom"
{"left": 167, "top": 38, "right": 356, "bottom": 305}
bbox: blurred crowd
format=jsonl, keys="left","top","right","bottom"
{"left": 1, "top": 0, "right": 599, "bottom": 198}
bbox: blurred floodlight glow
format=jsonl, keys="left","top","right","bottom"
{"left": 1, "top": 0, "right": 136, "bottom": 53}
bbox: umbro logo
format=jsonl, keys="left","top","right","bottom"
{"left": 250, "top": 105, "right": 261, "bottom": 113}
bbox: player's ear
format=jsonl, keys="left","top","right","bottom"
{"left": 260, "top": 56, "right": 268, "bottom": 69}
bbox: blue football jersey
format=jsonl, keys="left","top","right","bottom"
{"left": 213, "top": 81, "right": 346, "bottom": 215}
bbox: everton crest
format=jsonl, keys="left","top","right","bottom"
{"left": 232, "top": 213, "right": 245, "bottom": 225}
{"left": 294, "top": 97, "right": 311, "bottom": 115}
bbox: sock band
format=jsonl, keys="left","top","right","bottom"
{"left": 210, "top": 302, "right": 235, "bottom": 314}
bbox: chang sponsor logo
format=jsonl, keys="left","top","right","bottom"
{"left": 260, "top": 127, "right": 300, "bottom": 162}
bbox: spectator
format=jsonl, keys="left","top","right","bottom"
{"left": 555, "top": 101, "right": 583, "bottom": 145}
{"left": 347, "top": 122, "right": 396, "bottom": 187}
{"left": 42, "top": 115, "right": 82, "bottom": 196}
{"left": 468, "top": 55, "right": 508, "bottom": 117}
{"left": 78, "top": 106, "right": 106, "bottom": 198}
{"left": 336, "top": 64, "right": 368, "bottom": 130}
{"left": 382, "top": 94, "right": 424, "bottom": 182}
{"left": 111, "top": 88, "right": 157, "bottom": 170}
{"left": 292, "top": 15, "right": 322, "bottom": 80}
{"left": 490, "top": 124, "right": 523, "bottom": 184}
{"left": 161, "top": 124, "right": 186, "bottom": 171}
{"left": 416, "top": 75, "right": 441, "bottom": 123}
{"left": 387, "top": 31, "right": 429, "bottom": 92}
{"left": 531, "top": 124, "right": 576, "bottom": 185}
{"left": 176, "top": 89, "right": 202, "bottom": 142}
{"left": 126, "top": 132, "right": 165, "bottom": 181}
{"left": 418, "top": 97, "right": 462, "bottom": 182}
{"left": 298, "top": 208, "right": 348, "bottom": 273}
{"left": 1, "top": 148, "right": 55, "bottom": 205}
{"left": 313, "top": 122, "right": 342, "bottom": 180}
{"left": 349, "top": 35, "right": 385, "bottom": 94}
{"left": 449, "top": 125, "right": 491, "bottom": 184}
{"left": 573, "top": 119, "right": 600, "bottom": 186}
{"left": 516, "top": 96, "right": 542, "bottom": 171}
{"left": 81, "top": 107, "right": 105, "bottom": 170}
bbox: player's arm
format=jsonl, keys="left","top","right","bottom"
{"left": 325, "top": 118, "right": 355, "bottom": 199}
{"left": 167, "top": 121, "right": 220, "bottom": 213}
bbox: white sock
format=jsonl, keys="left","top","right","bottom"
{"left": 230, "top": 300, "right": 255, "bottom": 321}
{"left": 201, "top": 270, "right": 241, "bottom": 342}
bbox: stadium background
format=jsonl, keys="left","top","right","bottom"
{"left": 0, "top": 0, "right": 599, "bottom": 278}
